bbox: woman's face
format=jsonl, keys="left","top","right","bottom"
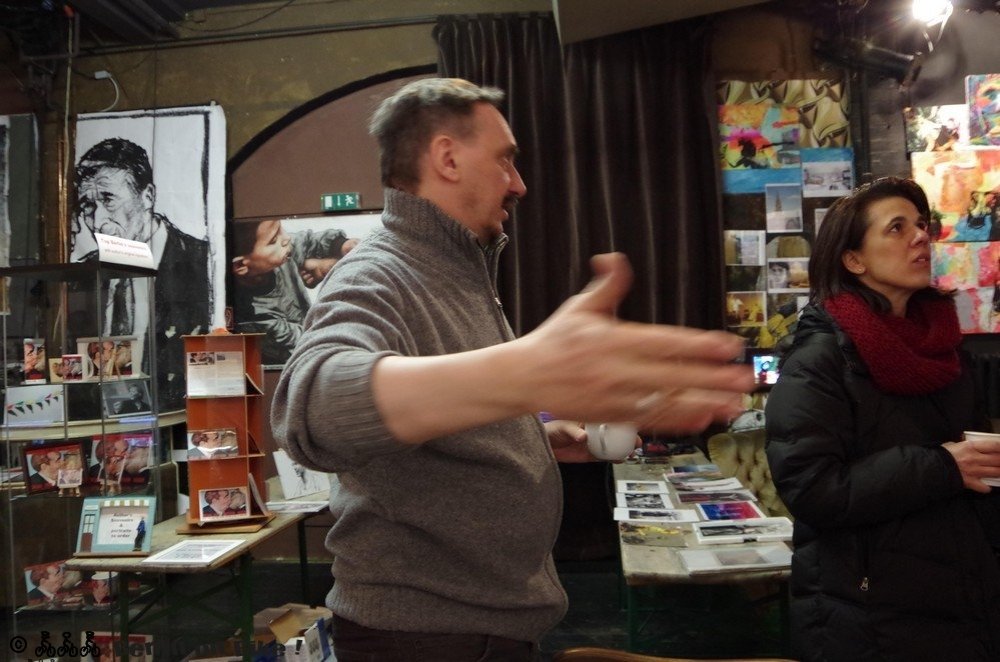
{"left": 843, "top": 196, "right": 931, "bottom": 312}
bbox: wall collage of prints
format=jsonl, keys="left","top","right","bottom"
{"left": 719, "top": 74, "right": 1000, "bottom": 348}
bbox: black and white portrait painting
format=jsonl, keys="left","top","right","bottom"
{"left": 72, "top": 107, "right": 226, "bottom": 410}
{"left": 231, "top": 212, "right": 381, "bottom": 367}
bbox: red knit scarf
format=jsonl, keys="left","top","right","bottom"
{"left": 822, "top": 292, "right": 962, "bottom": 395}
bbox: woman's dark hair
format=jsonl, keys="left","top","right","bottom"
{"left": 809, "top": 176, "right": 943, "bottom": 313}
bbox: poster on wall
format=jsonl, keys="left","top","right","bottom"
{"left": 801, "top": 148, "right": 854, "bottom": 197}
{"left": 72, "top": 106, "right": 227, "bottom": 410}
{"left": 718, "top": 104, "right": 801, "bottom": 171}
{"left": 911, "top": 149, "right": 1000, "bottom": 242}
{"left": 765, "top": 184, "right": 803, "bottom": 232}
{"left": 231, "top": 212, "right": 382, "bottom": 367}
{"left": 930, "top": 241, "right": 1000, "bottom": 333}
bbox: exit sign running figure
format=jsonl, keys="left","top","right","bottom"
{"left": 321, "top": 192, "right": 360, "bottom": 211}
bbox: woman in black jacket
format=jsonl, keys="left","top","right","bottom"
{"left": 765, "top": 177, "right": 1000, "bottom": 661}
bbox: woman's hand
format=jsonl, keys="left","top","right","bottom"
{"left": 942, "top": 438, "right": 1000, "bottom": 493}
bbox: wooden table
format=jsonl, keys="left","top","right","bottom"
{"left": 614, "top": 454, "right": 790, "bottom": 652}
{"left": 66, "top": 511, "right": 305, "bottom": 662}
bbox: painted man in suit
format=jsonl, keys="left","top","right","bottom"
{"left": 74, "top": 138, "right": 211, "bottom": 410}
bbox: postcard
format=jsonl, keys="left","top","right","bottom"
{"left": 613, "top": 507, "right": 700, "bottom": 523}
{"left": 667, "top": 475, "right": 746, "bottom": 492}
{"left": 199, "top": 486, "right": 250, "bottom": 522}
{"left": 693, "top": 517, "right": 794, "bottom": 545}
{"left": 697, "top": 500, "right": 766, "bottom": 521}
{"left": 667, "top": 463, "right": 720, "bottom": 474}
{"left": 23, "top": 559, "right": 83, "bottom": 608}
{"left": 77, "top": 336, "right": 141, "bottom": 381}
{"left": 101, "top": 379, "right": 152, "bottom": 419}
{"left": 187, "top": 428, "right": 240, "bottom": 460}
{"left": 677, "top": 490, "right": 758, "bottom": 504}
{"left": 23, "top": 338, "right": 47, "bottom": 384}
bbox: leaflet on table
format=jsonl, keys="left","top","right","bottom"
{"left": 693, "top": 517, "right": 793, "bottom": 545}
{"left": 666, "top": 463, "right": 720, "bottom": 474}
{"left": 185, "top": 350, "right": 246, "bottom": 397}
{"left": 613, "top": 507, "right": 699, "bottom": 523}
{"left": 142, "top": 539, "right": 245, "bottom": 564}
{"left": 265, "top": 500, "right": 329, "bottom": 513}
{"left": 618, "top": 521, "right": 688, "bottom": 547}
{"left": 677, "top": 543, "right": 792, "bottom": 574}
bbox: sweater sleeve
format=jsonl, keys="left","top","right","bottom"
{"left": 270, "top": 258, "right": 410, "bottom": 473}
{"left": 765, "top": 334, "right": 965, "bottom": 528}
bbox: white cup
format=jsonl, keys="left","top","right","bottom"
{"left": 963, "top": 430, "right": 1000, "bottom": 486}
{"left": 585, "top": 422, "right": 638, "bottom": 461}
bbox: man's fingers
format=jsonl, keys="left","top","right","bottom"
{"left": 560, "top": 253, "right": 634, "bottom": 317}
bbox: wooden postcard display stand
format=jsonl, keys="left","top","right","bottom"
{"left": 183, "top": 333, "right": 271, "bottom": 530}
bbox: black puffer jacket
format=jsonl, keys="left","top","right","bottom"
{"left": 765, "top": 304, "right": 1000, "bottom": 662}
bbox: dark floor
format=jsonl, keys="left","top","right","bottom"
{"left": 3, "top": 558, "right": 788, "bottom": 660}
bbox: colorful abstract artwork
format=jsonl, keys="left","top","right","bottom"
{"left": 719, "top": 104, "right": 801, "bottom": 171}
{"left": 717, "top": 79, "right": 850, "bottom": 148}
{"left": 911, "top": 149, "right": 1000, "bottom": 242}
{"left": 953, "top": 287, "right": 1000, "bottom": 334}
{"left": 966, "top": 74, "right": 1000, "bottom": 146}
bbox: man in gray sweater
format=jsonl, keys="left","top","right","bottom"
{"left": 271, "top": 78, "right": 753, "bottom": 661}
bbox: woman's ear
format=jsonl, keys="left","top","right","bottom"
{"left": 842, "top": 251, "right": 866, "bottom": 276}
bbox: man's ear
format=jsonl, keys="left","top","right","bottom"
{"left": 842, "top": 250, "right": 866, "bottom": 275}
{"left": 427, "top": 134, "right": 461, "bottom": 183}
{"left": 231, "top": 257, "right": 249, "bottom": 276}
{"left": 141, "top": 184, "right": 155, "bottom": 211}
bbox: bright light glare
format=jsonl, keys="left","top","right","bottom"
{"left": 913, "top": 0, "right": 953, "bottom": 25}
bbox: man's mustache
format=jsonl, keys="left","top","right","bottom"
{"left": 502, "top": 194, "right": 520, "bottom": 212}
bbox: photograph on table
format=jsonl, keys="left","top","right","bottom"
{"left": 187, "top": 427, "right": 239, "bottom": 460}
{"left": 22, "top": 559, "right": 84, "bottom": 608}
{"left": 618, "top": 521, "right": 688, "bottom": 547}
{"left": 615, "top": 479, "right": 667, "bottom": 494}
{"left": 615, "top": 492, "right": 673, "bottom": 509}
{"left": 693, "top": 517, "right": 794, "bottom": 545}
{"left": 697, "top": 500, "right": 766, "bottom": 521}
{"left": 612, "top": 507, "right": 700, "bottom": 523}
{"left": 101, "top": 379, "right": 152, "bottom": 418}
{"left": 3, "top": 383, "right": 64, "bottom": 427}
{"left": 199, "top": 485, "right": 250, "bottom": 522}
{"left": 76, "top": 495, "right": 156, "bottom": 555}
{"left": 21, "top": 441, "right": 84, "bottom": 495}
{"left": 677, "top": 543, "right": 792, "bottom": 574}
{"left": 765, "top": 183, "right": 803, "bottom": 232}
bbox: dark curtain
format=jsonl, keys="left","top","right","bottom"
{"left": 435, "top": 14, "right": 724, "bottom": 561}
{"left": 434, "top": 13, "right": 724, "bottom": 335}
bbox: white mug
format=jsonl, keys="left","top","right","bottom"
{"left": 584, "top": 422, "right": 638, "bottom": 461}
{"left": 963, "top": 430, "right": 1000, "bottom": 486}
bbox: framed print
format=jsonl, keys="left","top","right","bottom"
{"left": 4, "top": 383, "right": 64, "bottom": 426}
{"left": 22, "top": 441, "right": 84, "bottom": 495}
{"left": 23, "top": 559, "right": 84, "bottom": 608}
{"left": 77, "top": 336, "right": 141, "bottom": 381}
{"left": 231, "top": 212, "right": 382, "bottom": 367}
{"left": 187, "top": 427, "right": 239, "bottom": 460}
{"left": 76, "top": 495, "right": 156, "bottom": 556}
{"left": 102, "top": 379, "right": 152, "bottom": 418}
{"left": 88, "top": 433, "right": 152, "bottom": 489}
{"left": 199, "top": 486, "right": 250, "bottom": 522}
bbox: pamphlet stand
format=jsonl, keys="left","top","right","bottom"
{"left": 182, "top": 332, "right": 271, "bottom": 529}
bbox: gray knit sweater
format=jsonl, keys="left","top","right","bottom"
{"left": 271, "top": 188, "right": 568, "bottom": 641}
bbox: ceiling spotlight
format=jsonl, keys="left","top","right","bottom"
{"left": 814, "top": 37, "right": 924, "bottom": 86}
{"left": 913, "top": 0, "right": 953, "bottom": 25}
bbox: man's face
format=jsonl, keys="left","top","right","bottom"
{"left": 39, "top": 566, "right": 64, "bottom": 593}
{"left": 76, "top": 167, "right": 154, "bottom": 242}
{"left": 243, "top": 220, "right": 292, "bottom": 277}
{"left": 212, "top": 490, "right": 231, "bottom": 510}
{"left": 452, "top": 104, "right": 526, "bottom": 242}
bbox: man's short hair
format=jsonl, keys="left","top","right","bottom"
{"left": 369, "top": 78, "right": 505, "bottom": 190}
{"left": 75, "top": 138, "right": 154, "bottom": 194}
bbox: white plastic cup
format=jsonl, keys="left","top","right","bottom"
{"left": 584, "top": 422, "right": 638, "bottom": 461}
{"left": 963, "top": 430, "right": 1000, "bottom": 487}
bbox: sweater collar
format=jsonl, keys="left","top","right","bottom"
{"left": 381, "top": 188, "right": 508, "bottom": 256}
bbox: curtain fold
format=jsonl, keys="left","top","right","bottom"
{"left": 434, "top": 13, "right": 725, "bottom": 335}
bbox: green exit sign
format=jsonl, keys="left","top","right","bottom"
{"left": 321, "top": 192, "right": 360, "bottom": 211}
